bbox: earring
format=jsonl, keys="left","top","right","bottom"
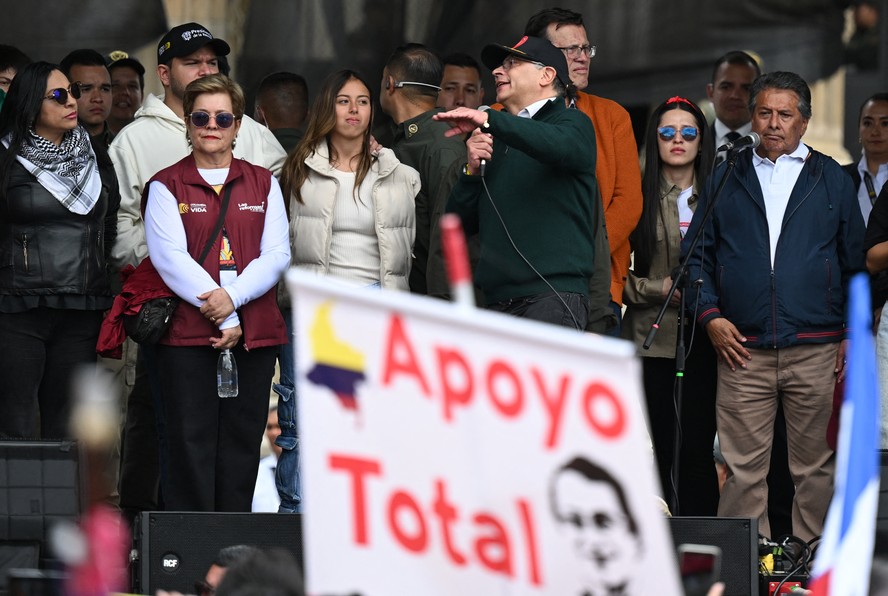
{"left": 232, "top": 138, "right": 237, "bottom": 150}
{"left": 186, "top": 135, "right": 192, "bottom": 147}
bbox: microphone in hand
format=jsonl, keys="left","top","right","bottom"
{"left": 477, "top": 105, "right": 490, "bottom": 176}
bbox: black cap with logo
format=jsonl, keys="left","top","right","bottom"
{"left": 157, "top": 22, "right": 231, "bottom": 65}
{"left": 481, "top": 35, "right": 571, "bottom": 87}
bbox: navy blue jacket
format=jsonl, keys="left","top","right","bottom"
{"left": 682, "top": 146, "right": 866, "bottom": 349}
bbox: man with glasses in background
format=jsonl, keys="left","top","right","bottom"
{"left": 525, "top": 8, "right": 642, "bottom": 336}
{"left": 438, "top": 36, "right": 599, "bottom": 329}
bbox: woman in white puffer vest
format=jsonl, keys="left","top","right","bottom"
{"left": 281, "top": 69, "right": 419, "bottom": 290}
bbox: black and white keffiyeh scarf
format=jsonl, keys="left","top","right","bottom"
{"left": 10, "top": 125, "right": 101, "bottom": 215}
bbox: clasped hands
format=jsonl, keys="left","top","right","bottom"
{"left": 198, "top": 287, "right": 241, "bottom": 349}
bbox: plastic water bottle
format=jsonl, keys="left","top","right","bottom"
{"left": 217, "top": 349, "right": 239, "bottom": 398}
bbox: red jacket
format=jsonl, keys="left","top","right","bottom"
{"left": 146, "top": 155, "right": 287, "bottom": 349}
{"left": 96, "top": 259, "right": 176, "bottom": 358}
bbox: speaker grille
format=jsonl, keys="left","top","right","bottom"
{"left": 877, "top": 451, "right": 888, "bottom": 536}
{"left": 135, "top": 512, "right": 303, "bottom": 594}
{"left": 669, "top": 516, "right": 758, "bottom": 596}
{"left": 0, "top": 440, "right": 83, "bottom": 543}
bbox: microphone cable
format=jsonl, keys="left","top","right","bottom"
{"left": 666, "top": 278, "right": 705, "bottom": 512}
{"left": 479, "top": 176, "right": 583, "bottom": 332}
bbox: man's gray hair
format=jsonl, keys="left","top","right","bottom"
{"left": 749, "top": 71, "right": 812, "bottom": 120}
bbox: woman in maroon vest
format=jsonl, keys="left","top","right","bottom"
{"left": 143, "top": 74, "right": 289, "bottom": 511}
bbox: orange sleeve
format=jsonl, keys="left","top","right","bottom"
{"left": 579, "top": 94, "right": 642, "bottom": 306}
{"left": 600, "top": 101, "right": 642, "bottom": 306}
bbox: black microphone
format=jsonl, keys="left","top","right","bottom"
{"left": 477, "top": 105, "right": 490, "bottom": 176}
{"left": 717, "top": 131, "right": 761, "bottom": 152}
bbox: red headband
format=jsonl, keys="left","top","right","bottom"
{"left": 666, "top": 96, "right": 694, "bottom": 107}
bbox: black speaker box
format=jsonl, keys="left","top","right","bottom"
{"left": 877, "top": 450, "right": 888, "bottom": 538}
{"left": 132, "top": 512, "right": 303, "bottom": 595}
{"left": 5, "top": 569, "right": 66, "bottom": 596}
{"left": 669, "top": 516, "right": 758, "bottom": 596}
{"left": 0, "top": 440, "right": 84, "bottom": 544}
{"left": 0, "top": 440, "right": 84, "bottom": 595}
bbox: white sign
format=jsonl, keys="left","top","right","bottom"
{"left": 288, "top": 270, "right": 681, "bottom": 596}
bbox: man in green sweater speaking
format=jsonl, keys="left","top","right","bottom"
{"left": 436, "top": 35, "right": 599, "bottom": 330}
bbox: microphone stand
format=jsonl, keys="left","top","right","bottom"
{"left": 642, "top": 148, "right": 744, "bottom": 515}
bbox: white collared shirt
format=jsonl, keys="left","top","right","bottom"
{"left": 855, "top": 153, "right": 888, "bottom": 224}
{"left": 517, "top": 96, "right": 558, "bottom": 119}
{"left": 752, "top": 141, "right": 810, "bottom": 267}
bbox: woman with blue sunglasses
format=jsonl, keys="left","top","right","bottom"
{"left": 622, "top": 96, "right": 719, "bottom": 515}
{"left": 0, "top": 61, "right": 119, "bottom": 439}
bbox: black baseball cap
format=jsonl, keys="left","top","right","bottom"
{"left": 481, "top": 35, "right": 571, "bottom": 87}
{"left": 105, "top": 50, "right": 145, "bottom": 76}
{"left": 157, "top": 22, "right": 230, "bottom": 64}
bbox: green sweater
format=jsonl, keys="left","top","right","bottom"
{"left": 446, "top": 99, "right": 598, "bottom": 304}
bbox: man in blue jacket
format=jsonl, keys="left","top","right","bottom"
{"left": 683, "top": 71, "right": 865, "bottom": 542}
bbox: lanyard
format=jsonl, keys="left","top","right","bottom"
{"left": 864, "top": 171, "right": 877, "bottom": 206}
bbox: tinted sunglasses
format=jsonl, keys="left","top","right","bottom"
{"left": 658, "top": 125, "right": 698, "bottom": 142}
{"left": 188, "top": 111, "right": 236, "bottom": 129}
{"left": 45, "top": 83, "right": 81, "bottom": 105}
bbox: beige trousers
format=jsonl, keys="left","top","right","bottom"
{"left": 716, "top": 343, "right": 838, "bottom": 542}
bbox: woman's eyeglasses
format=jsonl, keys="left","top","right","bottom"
{"left": 188, "top": 111, "right": 237, "bottom": 129}
{"left": 657, "top": 126, "right": 699, "bottom": 142}
{"left": 45, "top": 84, "right": 81, "bottom": 105}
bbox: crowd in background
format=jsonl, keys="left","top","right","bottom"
{"left": 0, "top": 4, "right": 886, "bottom": 591}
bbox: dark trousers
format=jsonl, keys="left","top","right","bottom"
{"left": 118, "top": 343, "right": 164, "bottom": 521}
{"left": 488, "top": 291, "right": 589, "bottom": 330}
{"left": 605, "top": 300, "right": 623, "bottom": 338}
{"left": 0, "top": 307, "right": 104, "bottom": 438}
{"left": 642, "top": 326, "right": 720, "bottom": 516}
{"left": 156, "top": 344, "right": 277, "bottom": 512}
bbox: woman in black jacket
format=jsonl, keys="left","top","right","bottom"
{"left": 0, "top": 61, "right": 119, "bottom": 439}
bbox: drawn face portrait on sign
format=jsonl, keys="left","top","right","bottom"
{"left": 550, "top": 456, "right": 643, "bottom": 596}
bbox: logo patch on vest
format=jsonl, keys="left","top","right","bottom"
{"left": 238, "top": 201, "right": 265, "bottom": 213}
{"left": 183, "top": 203, "right": 208, "bottom": 213}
